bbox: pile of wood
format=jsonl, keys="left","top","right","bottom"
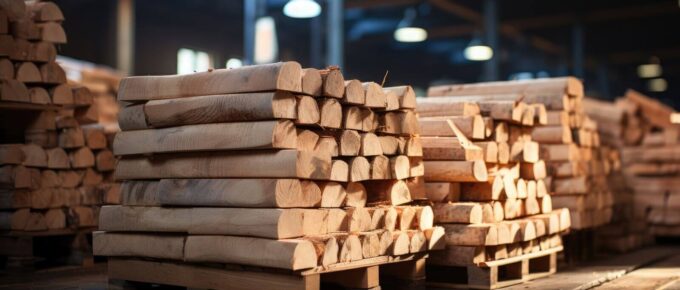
{"left": 59, "top": 56, "right": 123, "bottom": 133}
{"left": 417, "top": 86, "right": 571, "bottom": 289}
{"left": 0, "top": 1, "right": 118, "bottom": 232}
{"left": 0, "top": 0, "right": 68, "bottom": 105}
{"left": 94, "top": 62, "right": 444, "bottom": 288}
{"left": 584, "top": 90, "right": 680, "bottom": 241}
{"left": 428, "top": 77, "right": 613, "bottom": 231}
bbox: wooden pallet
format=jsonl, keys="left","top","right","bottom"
{"left": 427, "top": 246, "right": 562, "bottom": 289}
{"left": 0, "top": 227, "right": 96, "bottom": 270}
{"left": 108, "top": 253, "right": 428, "bottom": 290}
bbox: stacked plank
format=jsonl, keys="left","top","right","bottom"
{"left": 59, "top": 56, "right": 123, "bottom": 133}
{"left": 0, "top": 84, "right": 109, "bottom": 231}
{"left": 585, "top": 90, "right": 680, "bottom": 240}
{"left": 0, "top": 1, "right": 108, "bottom": 232}
{"left": 583, "top": 96, "right": 652, "bottom": 252}
{"left": 428, "top": 77, "right": 613, "bottom": 230}
{"left": 0, "top": 0, "right": 68, "bottom": 105}
{"left": 94, "top": 62, "right": 444, "bottom": 274}
{"left": 416, "top": 93, "right": 570, "bottom": 288}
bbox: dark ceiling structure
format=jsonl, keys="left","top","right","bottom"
{"left": 54, "top": 0, "right": 680, "bottom": 108}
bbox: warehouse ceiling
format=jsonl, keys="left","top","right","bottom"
{"left": 53, "top": 0, "right": 680, "bottom": 108}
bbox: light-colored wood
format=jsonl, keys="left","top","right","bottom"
{"left": 336, "top": 234, "right": 363, "bottom": 262}
{"left": 295, "top": 95, "right": 320, "bottom": 125}
{"left": 434, "top": 202, "right": 483, "bottom": 224}
{"left": 118, "top": 62, "right": 302, "bottom": 101}
{"left": 378, "top": 136, "right": 401, "bottom": 155}
{"left": 443, "top": 224, "right": 498, "bottom": 246}
{"left": 343, "top": 79, "right": 365, "bottom": 105}
{"left": 360, "top": 133, "right": 383, "bottom": 156}
{"left": 362, "top": 82, "right": 386, "bottom": 108}
{"left": 93, "top": 232, "right": 185, "bottom": 260}
{"left": 304, "top": 235, "right": 339, "bottom": 266}
{"left": 337, "top": 130, "right": 361, "bottom": 156}
{"left": 428, "top": 77, "right": 582, "bottom": 104}
{"left": 343, "top": 106, "right": 363, "bottom": 131}
{"left": 369, "top": 155, "right": 390, "bottom": 179}
{"left": 390, "top": 155, "right": 411, "bottom": 180}
{"left": 520, "top": 160, "right": 546, "bottom": 180}
{"left": 184, "top": 236, "right": 317, "bottom": 270}
{"left": 329, "top": 159, "right": 349, "bottom": 182}
{"left": 319, "top": 181, "right": 346, "bottom": 208}
{"left": 423, "top": 160, "right": 488, "bottom": 182}
{"left": 317, "top": 98, "right": 342, "bottom": 128}
{"left": 384, "top": 85, "right": 417, "bottom": 109}
{"left": 364, "top": 180, "right": 412, "bottom": 206}
{"left": 348, "top": 156, "right": 370, "bottom": 182}
{"left": 155, "top": 178, "right": 319, "bottom": 208}
{"left": 115, "top": 150, "right": 331, "bottom": 180}
{"left": 114, "top": 121, "right": 296, "bottom": 155}
{"left": 416, "top": 98, "right": 482, "bottom": 117}
{"left": 383, "top": 90, "right": 400, "bottom": 111}
{"left": 301, "top": 68, "right": 322, "bottom": 96}
{"left": 532, "top": 125, "right": 572, "bottom": 144}
{"left": 135, "top": 91, "right": 297, "bottom": 129}
{"left": 100, "top": 205, "right": 305, "bottom": 239}
{"left": 419, "top": 115, "right": 486, "bottom": 140}
{"left": 421, "top": 137, "right": 484, "bottom": 161}
{"left": 345, "top": 182, "right": 367, "bottom": 208}
{"left": 459, "top": 177, "right": 505, "bottom": 201}
{"left": 319, "top": 68, "right": 344, "bottom": 99}
{"left": 378, "top": 110, "right": 419, "bottom": 135}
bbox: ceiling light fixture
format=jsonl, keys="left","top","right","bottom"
{"left": 394, "top": 8, "right": 427, "bottom": 43}
{"left": 647, "top": 78, "right": 667, "bottom": 92}
{"left": 283, "top": 0, "right": 321, "bottom": 19}
{"left": 464, "top": 36, "right": 493, "bottom": 61}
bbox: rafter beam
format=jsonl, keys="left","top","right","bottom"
{"left": 428, "top": 0, "right": 564, "bottom": 55}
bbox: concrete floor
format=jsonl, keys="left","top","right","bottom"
{"left": 1, "top": 246, "right": 679, "bottom": 290}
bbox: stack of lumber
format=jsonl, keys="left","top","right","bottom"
{"left": 0, "top": 85, "right": 112, "bottom": 231}
{"left": 59, "top": 56, "right": 123, "bottom": 133}
{"left": 94, "top": 62, "right": 445, "bottom": 277}
{"left": 1, "top": 0, "right": 110, "bottom": 232}
{"left": 583, "top": 96, "right": 652, "bottom": 252}
{"left": 416, "top": 93, "right": 570, "bottom": 288}
{"left": 0, "top": 0, "right": 68, "bottom": 105}
{"left": 585, "top": 90, "right": 680, "bottom": 239}
{"left": 428, "top": 77, "right": 613, "bottom": 231}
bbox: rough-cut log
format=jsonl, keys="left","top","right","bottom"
{"left": 0, "top": 58, "right": 14, "bottom": 79}
{"left": 532, "top": 125, "right": 572, "bottom": 144}
{"left": 46, "top": 148, "right": 69, "bottom": 169}
{"left": 423, "top": 160, "right": 488, "bottom": 182}
{"left": 304, "top": 235, "right": 338, "bottom": 266}
{"left": 39, "top": 61, "right": 66, "bottom": 84}
{"left": 319, "top": 68, "right": 344, "bottom": 99}
{"left": 443, "top": 224, "right": 498, "bottom": 246}
{"left": 360, "top": 133, "right": 383, "bottom": 156}
{"left": 115, "top": 150, "right": 331, "bottom": 180}
{"left": 384, "top": 85, "right": 416, "bottom": 109}
{"left": 37, "top": 22, "right": 66, "bottom": 43}
{"left": 184, "top": 236, "right": 317, "bottom": 270}
{"left": 383, "top": 90, "right": 400, "bottom": 111}
{"left": 419, "top": 115, "right": 485, "bottom": 140}
{"left": 345, "top": 182, "right": 367, "bottom": 208}
{"left": 428, "top": 77, "right": 583, "bottom": 103}
{"left": 315, "top": 136, "right": 338, "bottom": 157}
{"left": 119, "top": 62, "right": 302, "bottom": 101}
{"left": 100, "top": 206, "right": 305, "bottom": 239}
{"left": 336, "top": 234, "right": 363, "bottom": 262}
{"left": 348, "top": 156, "right": 370, "bottom": 182}
{"left": 20, "top": 144, "right": 46, "bottom": 167}
{"left": 317, "top": 98, "right": 342, "bottom": 128}
{"left": 434, "top": 202, "right": 483, "bottom": 224}
{"left": 318, "top": 181, "right": 346, "bottom": 208}
{"left": 155, "top": 179, "right": 315, "bottom": 208}
{"left": 83, "top": 127, "right": 107, "bottom": 149}
{"left": 378, "top": 110, "right": 419, "bottom": 135}
{"left": 390, "top": 155, "right": 410, "bottom": 180}
{"left": 114, "top": 121, "right": 296, "bottom": 155}
{"left": 300, "top": 68, "right": 322, "bottom": 96}
{"left": 416, "top": 98, "right": 481, "bottom": 117}
{"left": 362, "top": 82, "right": 386, "bottom": 108}
{"left": 0, "top": 79, "right": 30, "bottom": 102}
{"left": 295, "top": 96, "right": 320, "bottom": 125}
{"left": 336, "top": 130, "right": 361, "bottom": 156}
{"left": 369, "top": 155, "right": 390, "bottom": 180}
{"left": 58, "top": 127, "right": 84, "bottom": 148}
{"left": 93, "top": 232, "right": 185, "bottom": 260}
{"left": 69, "top": 147, "right": 95, "bottom": 169}
{"left": 302, "top": 209, "right": 328, "bottom": 236}
{"left": 15, "top": 62, "right": 41, "bottom": 83}
{"left": 520, "top": 160, "right": 546, "bottom": 179}
{"left": 342, "top": 79, "right": 365, "bottom": 105}
{"left": 343, "top": 106, "right": 363, "bottom": 131}
{"left": 421, "top": 137, "right": 483, "bottom": 161}
{"left": 391, "top": 232, "right": 410, "bottom": 255}
{"left": 476, "top": 141, "right": 498, "bottom": 163}
{"left": 459, "top": 177, "right": 505, "bottom": 201}
{"left": 0, "top": 144, "right": 24, "bottom": 165}
{"left": 364, "top": 180, "right": 412, "bottom": 206}
{"left": 329, "top": 159, "right": 349, "bottom": 182}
